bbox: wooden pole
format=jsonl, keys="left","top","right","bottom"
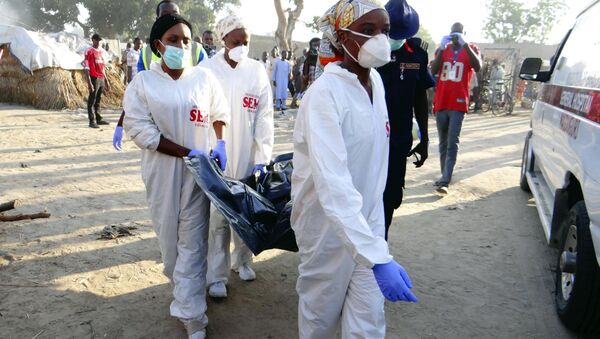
{"left": 0, "top": 212, "right": 50, "bottom": 222}
{"left": 0, "top": 200, "right": 19, "bottom": 213}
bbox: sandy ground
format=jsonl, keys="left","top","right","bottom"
{"left": 0, "top": 103, "right": 577, "bottom": 338}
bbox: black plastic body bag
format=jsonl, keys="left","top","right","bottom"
{"left": 184, "top": 153, "right": 297, "bottom": 255}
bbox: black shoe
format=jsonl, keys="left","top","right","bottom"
{"left": 89, "top": 122, "right": 100, "bottom": 128}
{"left": 97, "top": 119, "right": 110, "bottom": 125}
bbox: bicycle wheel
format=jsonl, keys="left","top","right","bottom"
{"left": 490, "top": 93, "right": 502, "bottom": 116}
{"left": 479, "top": 88, "right": 491, "bottom": 112}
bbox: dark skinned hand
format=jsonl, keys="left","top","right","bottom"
{"left": 407, "top": 141, "right": 428, "bottom": 168}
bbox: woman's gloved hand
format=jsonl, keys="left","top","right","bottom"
{"left": 372, "top": 260, "right": 418, "bottom": 302}
{"left": 253, "top": 164, "right": 267, "bottom": 179}
{"left": 113, "top": 126, "right": 123, "bottom": 151}
{"left": 187, "top": 149, "right": 205, "bottom": 157}
{"left": 212, "top": 140, "right": 227, "bottom": 171}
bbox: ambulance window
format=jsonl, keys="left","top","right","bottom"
{"left": 551, "top": 4, "right": 600, "bottom": 90}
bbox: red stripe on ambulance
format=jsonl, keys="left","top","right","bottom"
{"left": 540, "top": 84, "right": 600, "bottom": 124}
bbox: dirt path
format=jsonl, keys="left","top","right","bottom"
{"left": 0, "top": 104, "right": 575, "bottom": 338}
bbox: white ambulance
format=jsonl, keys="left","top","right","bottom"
{"left": 519, "top": 1, "right": 600, "bottom": 335}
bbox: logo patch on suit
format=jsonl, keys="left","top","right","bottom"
{"left": 243, "top": 94, "right": 259, "bottom": 113}
{"left": 189, "top": 106, "right": 209, "bottom": 128}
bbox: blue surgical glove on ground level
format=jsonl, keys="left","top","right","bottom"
{"left": 212, "top": 139, "right": 227, "bottom": 171}
{"left": 372, "top": 260, "right": 418, "bottom": 303}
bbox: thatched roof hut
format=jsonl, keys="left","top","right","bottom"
{"left": 0, "top": 26, "right": 124, "bottom": 110}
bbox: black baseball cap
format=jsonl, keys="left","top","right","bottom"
{"left": 91, "top": 33, "right": 102, "bottom": 41}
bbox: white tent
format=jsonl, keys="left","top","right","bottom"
{"left": 0, "top": 24, "right": 85, "bottom": 72}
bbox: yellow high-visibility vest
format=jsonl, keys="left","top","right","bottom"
{"left": 142, "top": 42, "right": 203, "bottom": 70}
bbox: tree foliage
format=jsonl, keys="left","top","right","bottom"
{"left": 483, "top": 0, "right": 566, "bottom": 44}
{"left": 0, "top": 0, "right": 239, "bottom": 40}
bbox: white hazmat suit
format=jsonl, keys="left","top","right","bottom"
{"left": 291, "top": 61, "right": 392, "bottom": 338}
{"left": 201, "top": 49, "right": 274, "bottom": 286}
{"left": 123, "top": 62, "right": 230, "bottom": 326}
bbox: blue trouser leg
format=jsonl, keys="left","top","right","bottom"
{"left": 437, "top": 110, "right": 465, "bottom": 185}
{"left": 436, "top": 111, "right": 449, "bottom": 181}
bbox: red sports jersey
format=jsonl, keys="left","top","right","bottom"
{"left": 433, "top": 44, "right": 479, "bottom": 113}
{"left": 84, "top": 47, "right": 106, "bottom": 79}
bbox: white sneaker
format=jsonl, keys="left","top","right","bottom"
{"left": 189, "top": 330, "right": 206, "bottom": 339}
{"left": 236, "top": 264, "right": 256, "bottom": 281}
{"left": 208, "top": 281, "right": 227, "bottom": 298}
{"left": 180, "top": 319, "right": 206, "bottom": 339}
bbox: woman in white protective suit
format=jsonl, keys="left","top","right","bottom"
{"left": 291, "top": 1, "right": 418, "bottom": 338}
{"left": 123, "top": 13, "right": 229, "bottom": 339}
{"left": 201, "top": 15, "right": 274, "bottom": 298}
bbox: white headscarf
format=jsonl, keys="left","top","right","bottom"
{"left": 215, "top": 15, "right": 247, "bottom": 42}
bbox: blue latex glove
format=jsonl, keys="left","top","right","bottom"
{"left": 187, "top": 149, "right": 205, "bottom": 157}
{"left": 211, "top": 139, "right": 227, "bottom": 171}
{"left": 372, "top": 260, "right": 418, "bottom": 302}
{"left": 439, "top": 35, "right": 452, "bottom": 49}
{"left": 113, "top": 126, "right": 123, "bottom": 151}
{"left": 252, "top": 164, "right": 267, "bottom": 179}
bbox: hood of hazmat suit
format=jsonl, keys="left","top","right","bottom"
{"left": 185, "top": 153, "right": 297, "bottom": 255}
{"left": 123, "top": 61, "right": 230, "bottom": 322}
{"left": 200, "top": 49, "right": 274, "bottom": 179}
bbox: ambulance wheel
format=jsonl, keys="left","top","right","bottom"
{"left": 555, "top": 201, "right": 600, "bottom": 336}
{"left": 519, "top": 131, "right": 532, "bottom": 192}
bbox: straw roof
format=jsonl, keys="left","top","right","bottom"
{"left": 0, "top": 44, "right": 124, "bottom": 110}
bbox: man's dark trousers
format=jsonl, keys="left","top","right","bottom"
{"left": 88, "top": 77, "right": 105, "bottom": 124}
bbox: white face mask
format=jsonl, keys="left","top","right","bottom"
{"left": 341, "top": 28, "right": 391, "bottom": 68}
{"left": 228, "top": 45, "right": 249, "bottom": 63}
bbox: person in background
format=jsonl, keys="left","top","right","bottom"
{"left": 287, "top": 51, "right": 296, "bottom": 104}
{"left": 202, "top": 15, "right": 274, "bottom": 299}
{"left": 272, "top": 50, "right": 291, "bottom": 111}
{"left": 269, "top": 46, "right": 279, "bottom": 82}
{"left": 301, "top": 37, "right": 320, "bottom": 93}
{"left": 291, "top": 48, "right": 306, "bottom": 108}
{"left": 291, "top": 1, "right": 417, "bottom": 338}
{"left": 84, "top": 33, "right": 111, "bottom": 129}
{"left": 377, "top": 0, "right": 433, "bottom": 238}
{"left": 260, "top": 51, "right": 270, "bottom": 75}
{"left": 113, "top": 0, "right": 206, "bottom": 151}
{"left": 202, "top": 30, "right": 217, "bottom": 58}
{"left": 489, "top": 59, "right": 505, "bottom": 96}
{"left": 137, "top": 1, "right": 207, "bottom": 73}
{"left": 127, "top": 37, "right": 142, "bottom": 83}
{"left": 123, "top": 13, "right": 229, "bottom": 339}
{"left": 430, "top": 22, "right": 481, "bottom": 195}
{"left": 122, "top": 42, "right": 132, "bottom": 84}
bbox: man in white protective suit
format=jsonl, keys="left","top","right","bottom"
{"left": 123, "top": 13, "right": 230, "bottom": 339}
{"left": 202, "top": 15, "right": 274, "bottom": 299}
{"left": 291, "top": 1, "right": 418, "bottom": 338}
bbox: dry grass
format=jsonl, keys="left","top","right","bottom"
{"left": 0, "top": 44, "right": 125, "bottom": 110}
